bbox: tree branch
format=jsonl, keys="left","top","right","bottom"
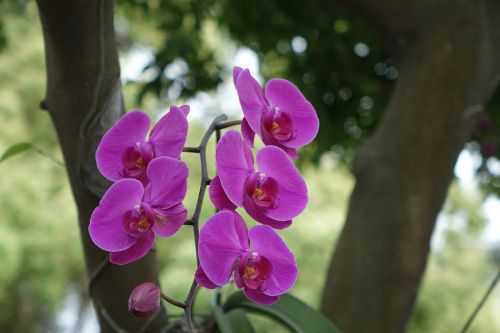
{"left": 333, "top": 0, "right": 494, "bottom": 56}
{"left": 35, "top": 1, "right": 168, "bottom": 331}
{"left": 321, "top": 2, "right": 500, "bottom": 332}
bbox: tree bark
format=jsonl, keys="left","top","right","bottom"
{"left": 36, "top": 1, "right": 168, "bottom": 331}
{"left": 321, "top": 1, "right": 500, "bottom": 332}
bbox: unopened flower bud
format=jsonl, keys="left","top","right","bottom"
{"left": 128, "top": 282, "right": 161, "bottom": 317}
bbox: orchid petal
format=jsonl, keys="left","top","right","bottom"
{"left": 256, "top": 146, "right": 307, "bottom": 220}
{"left": 96, "top": 111, "right": 151, "bottom": 181}
{"left": 232, "top": 66, "right": 243, "bottom": 87}
{"left": 110, "top": 231, "right": 155, "bottom": 265}
{"left": 209, "top": 176, "right": 237, "bottom": 210}
{"left": 152, "top": 203, "right": 187, "bottom": 237}
{"left": 216, "top": 131, "right": 253, "bottom": 207}
{"left": 198, "top": 211, "right": 248, "bottom": 286}
{"left": 145, "top": 157, "right": 188, "bottom": 208}
{"left": 149, "top": 106, "right": 188, "bottom": 159}
{"left": 195, "top": 266, "right": 218, "bottom": 289}
{"left": 89, "top": 179, "right": 143, "bottom": 252}
{"left": 265, "top": 79, "right": 319, "bottom": 148}
{"left": 249, "top": 225, "right": 297, "bottom": 296}
{"left": 241, "top": 118, "right": 255, "bottom": 148}
{"left": 243, "top": 288, "right": 279, "bottom": 305}
{"left": 235, "top": 69, "right": 267, "bottom": 137}
{"left": 243, "top": 194, "right": 292, "bottom": 229}
{"left": 178, "top": 104, "right": 190, "bottom": 117}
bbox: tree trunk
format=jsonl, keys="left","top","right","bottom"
{"left": 36, "top": 1, "right": 168, "bottom": 331}
{"left": 321, "top": 1, "right": 500, "bottom": 332}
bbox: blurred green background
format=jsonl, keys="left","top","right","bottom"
{"left": 0, "top": 2, "right": 499, "bottom": 332}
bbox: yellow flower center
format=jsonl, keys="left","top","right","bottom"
{"left": 244, "top": 265, "right": 257, "bottom": 279}
{"left": 136, "top": 157, "right": 145, "bottom": 168}
{"left": 271, "top": 121, "right": 280, "bottom": 133}
{"left": 136, "top": 218, "right": 150, "bottom": 232}
{"left": 254, "top": 188, "right": 264, "bottom": 199}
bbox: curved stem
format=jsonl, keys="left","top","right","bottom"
{"left": 216, "top": 119, "right": 241, "bottom": 130}
{"left": 161, "top": 293, "right": 186, "bottom": 309}
{"left": 33, "top": 146, "right": 65, "bottom": 167}
{"left": 183, "top": 147, "right": 201, "bottom": 153}
{"left": 181, "top": 115, "right": 233, "bottom": 332}
{"left": 460, "top": 269, "right": 500, "bottom": 333}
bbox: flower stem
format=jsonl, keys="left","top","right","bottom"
{"left": 216, "top": 119, "right": 242, "bottom": 130}
{"left": 460, "top": 269, "right": 500, "bottom": 333}
{"left": 183, "top": 146, "right": 201, "bottom": 153}
{"left": 166, "top": 116, "right": 243, "bottom": 332}
{"left": 160, "top": 293, "right": 186, "bottom": 309}
{"left": 182, "top": 115, "right": 228, "bottom": 332}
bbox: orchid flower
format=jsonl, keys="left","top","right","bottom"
{"left": 233, "top": 66, "right": 319, "bottom": 159}
{"left": 89, "top": 157, "right": 188, "bottom": 265}
{"left": 195, "top": 210, "right": 297, "bottom": 305}
{"left": 96, "top": 105, "right": 189, "bottom": 184}
{"left": 210, "top": 130, "right": 307, "bottom": 229}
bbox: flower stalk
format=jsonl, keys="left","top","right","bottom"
{"left": 181, "top": 115, "right": 240, "bottom": 332}
{"left": 89, "top": 65, "right": 317, "bottom": 332}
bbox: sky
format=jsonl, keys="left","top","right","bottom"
{"left": 454, "top": 149, "right": 500, "bottom": 245}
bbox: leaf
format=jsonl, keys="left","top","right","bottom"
{"left": 213, "top": 306, "right": 233, "bottom": 333}
{"left": 214, "top": 308, "right": 256, "bottom": 333}
{"left": 0, "top": 142, "right": 32, "bottom": 163}
{"left": 223, "top": 292, "right": 341, "bottom": 333}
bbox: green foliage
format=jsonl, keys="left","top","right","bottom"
{"left": 408, "top": 183, "right": 500, "bottom": 333}
{"left": 0, "top": 142, "right": 32, "bottom": 163}
{"left": 221, "top": 292, "right": 340, "bottom": 333}
{"left": 0, "top": 1, "right": 6, "bottom": 52}
{"left": 0, "top": 2, "right": 499, "bottom": 332}
{"left": 218, "top": 0, "right": 393, "bottom": 161}
{"left": 218, "top": 309, "right": 256, "bottom": 333}
{"left": 0, "top": 21, "right": 5, "bottom": 52}
{"left": 116, "top": 0, "right": 500, "bottom": 191}
{"left": 0, "top": 6, "right": 84, "bottom": 332}
{"left": 117, "top": 0, "right": 223, "bottom": 104}
{"left": 115, "top": 0, "right": 395, "bottom": 162}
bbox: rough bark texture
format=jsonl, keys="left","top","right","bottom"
{"left": 321, "top": 1, "right": 500, "bottom": 332}
{"left": 36, "top": 1, "right": 168, "bottom": 331}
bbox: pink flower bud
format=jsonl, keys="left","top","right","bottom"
{"left": 128, "top": 282, "right": 161, "bottom": 317}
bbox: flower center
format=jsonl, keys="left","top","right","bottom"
{"left": 238, "top": 252, "right": 273, "bottom": 291}
{"left": 136, "top": 218, "right": 151, "bottom": 232}
{"left": 271, "top": 121, "right": 280, "bottom": 133}
{"left": 243, "top": 252, "right": 261, "bottom": 280}
{"left": 246, "top": 173, "right": 279, "bottom": 209}
{"left": 121, "top": 142, "right": 154, "bottom": 178}
{"left": 123, "top": 204, "right": 155, "bottom": 238}
{"left": 254, "top": 187, "right": 264, "bottom": 199}
{"left": 244, "top": 265, "right": 257, "bottom": 279}
{"left": 262, "top": 108, "right": 295, "bottom": 141}
{"left": 136, "top": 157, "right": 146, "bottom": 168}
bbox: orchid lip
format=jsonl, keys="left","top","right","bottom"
{"left": 123, "top": 203, "right": 155, "bottom": 237}
{"left": 262, "top": 109, "right": 295, "bottom": 142}
{"left": 120, "top": 141, "right": 155, "bottom": 178}
{"left": 245, "top": 172, "right": 280, "bottom": 209}
{"left": 238, "top": 251, "right": 273, "bottom": 291}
